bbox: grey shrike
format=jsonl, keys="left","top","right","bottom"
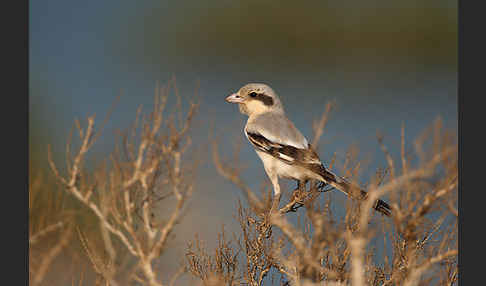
{"left": 225, "top": 83, "right": 391, "bottom": 216}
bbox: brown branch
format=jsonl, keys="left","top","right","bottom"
{"left": 311, "top": 102, "right": 334, "bottom": 148}
{"left": 212, "top": 140, "right": 264, "bottom": 212}
{"left": 403, "top": 250, "right": 458, "bottom": 286}
{"left": 32, "top": 225, "right": 73, "bottom": 286}
{"left": 270, "top": 213, "right": 339, "bottom": 280}
{"left": 377, "top": 132, "right": 395, "bottom": 180}
{"left": 29, "top": 221, "right": 64, "bottom": 245}
{"left": 48, "top": 118, "right": 138, "bottom": 257}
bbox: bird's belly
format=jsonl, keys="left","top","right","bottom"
{"left": 277, "top": 163, "right": 307, "bottom": 180}
{"left": 255, "top": 150, "right": 315, "bottom": 181}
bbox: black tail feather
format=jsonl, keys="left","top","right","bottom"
{"left": 318, "top": 166, "right": 392, "bottom": 217}
{"left": 374, "top": 199, "right": 392, "bottom": 217}
{"left": 368, "top": 193, "right": 392, "bottom": 216}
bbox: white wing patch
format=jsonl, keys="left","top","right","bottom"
{"left": 257, "top": 130, "right": 308, "bottom": 149}
{"left": 277, "top": 153, "right": 295, "bottom": 162}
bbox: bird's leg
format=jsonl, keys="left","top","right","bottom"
{"left": 271, "top": 192, "right": 282, "bottom": 214}
{"left": 298, "top": 180, "right": 306, "bottom": 192}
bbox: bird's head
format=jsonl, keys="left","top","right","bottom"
{"left": 226, "top": 83, "right": 284, "bottom": 116}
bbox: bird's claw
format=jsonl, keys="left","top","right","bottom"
{"left": 317, "top": 182, "right": 334, "bottom": 193}
{"left": 289, "top": 202, "right": 303, "bottom": 212}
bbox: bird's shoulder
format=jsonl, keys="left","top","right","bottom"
{"left": 245, "top": 112, "right": 309, "bottom": 149}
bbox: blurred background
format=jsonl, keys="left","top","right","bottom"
{"left": 30, "top": 0, "right": 457, "bottom": 284}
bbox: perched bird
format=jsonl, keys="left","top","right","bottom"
{"left": 225, "top": 83, "right": 391, "bottom": 216}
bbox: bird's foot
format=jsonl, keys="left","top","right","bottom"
{"left": 317, "top": 182, "right": 334, "bottom": 192}
{"left": 289, "top": 202, "right": 303, "bottom": 212}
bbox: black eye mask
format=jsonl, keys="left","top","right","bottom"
{"left": 250, "top": 92, "right": 274, "bottom": 106}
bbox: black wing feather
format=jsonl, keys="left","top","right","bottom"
{"left": 246, "top": 131, "right": 316, "bottom": 164}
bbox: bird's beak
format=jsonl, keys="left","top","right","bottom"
{"left": 225, "top": 93, "right": 244, "bottom": 103}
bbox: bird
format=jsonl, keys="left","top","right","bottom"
{"left": 225, "top": 83, "right": 391, "bottom": 216}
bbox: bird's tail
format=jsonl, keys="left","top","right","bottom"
{"left": 316, "top": 165, "right": 392, "bottom": 216}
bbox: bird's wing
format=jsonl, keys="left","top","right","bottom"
{"left": 245, "top": 130, "right": 319, "bottom": 165}
{"left": 245, "top": 112, "right": 338, "bottom": 180}
{"left": 245, "top": 113, "right": 309, "bottom": 149}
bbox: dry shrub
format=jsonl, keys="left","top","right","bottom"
{"left": 186, "top": 227, "right": 241, "bottom": 286}
{"left": 191, "top": 105, "right": 458, "bottom": 286}
{"left": 31, "top": 79, "right": 198, "bottom": 286}
{"left": 29, "top": 173, "right": 75, "bottom": 286}
{"left": 29, "top": 83, "right": 457, "bottom": 286}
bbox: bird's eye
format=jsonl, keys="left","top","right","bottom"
{"left": 249, "top": 92, "right": 257, "bottom": 98}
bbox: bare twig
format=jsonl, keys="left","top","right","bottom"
{"left": 32, "top": 225, "right": 73, "bottom": 286}
{"left": 29, "top": 221, "right": 64, "bottom": 245}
